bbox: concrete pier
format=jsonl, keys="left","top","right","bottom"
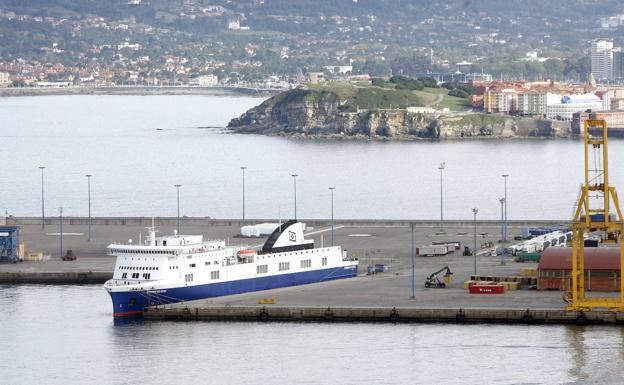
{"left": 4, "top": 216, "right": 604, "bottom": 325}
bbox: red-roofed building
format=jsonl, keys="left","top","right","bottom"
{"left": 538, "top": 247, "right": 621, "bottom": 291}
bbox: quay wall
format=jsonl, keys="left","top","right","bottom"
{"left": 144, "top": 305, "right": 624, "bottom": 325}
{"left": 0, "top": 271, "right": 111, "bottom": 284}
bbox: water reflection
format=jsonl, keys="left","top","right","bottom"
{"left": 566, "top": 325, "right": 588, "bottom": 382}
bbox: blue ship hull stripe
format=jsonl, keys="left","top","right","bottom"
{"left": 109, "top": 265, "right": 357, "bottom": 316}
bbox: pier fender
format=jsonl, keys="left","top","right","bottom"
{"left": 576, "top": 311, "right": 588, "bottom": 325}
{"left": 522, "top": 308, "right": 534, "bottom": 324}
{"left": 77, "top": 273, "right": 87, "bottom": 284}
{"left": 456, "top": 308, "right": 465, "bottom": 323}
{"left": 259, "top": 307, "right": 269, "bottom": 322}
{"left": 180, "top": 307, "right": 192, "bottom": 321}
{"left": 389, "top": 307, "right": 399, "bottom": 323}
{"left": 323, "top": 307, "right": 334, "bottom": 321}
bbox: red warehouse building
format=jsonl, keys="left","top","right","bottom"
{"left": 538, "top": 247, "right": 621, "bottom": 291}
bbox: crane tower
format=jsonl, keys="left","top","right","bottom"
{"left": 566, "top": 119, "right": 624, "bottom": 311}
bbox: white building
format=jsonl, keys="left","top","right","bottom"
{"left": 0, "top": 72, "right": 10, "bottom": 87}
{"left": 228, "top": 19, "right": 240, "bottom": 30}
{"left": 546, "top": 93, "right": 603, "bottom": 121}
{"left": 323, "top": 65, "right": 353, "bottom": 74}
{"left": 591, "top": 39, "right": 614, "bottom": 81}
{"left": 196, "top": 75, "right": 218, "bottom": 87}
{"left": 497, "top": 89, "right": 517, "bottom": 113}
{"left": 517, "top": 92, "right": 547, "bottom": 116}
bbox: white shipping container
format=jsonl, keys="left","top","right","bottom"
{"left": 240, "top": 226, "right": 261, "bottom": 237}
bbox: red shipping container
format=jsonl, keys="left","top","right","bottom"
{"left": 469, "top": 284, "right": 505, "bottom": 294}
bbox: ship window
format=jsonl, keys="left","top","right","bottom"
{"left": 205, "top": 261, "right": 211, "bottom": 266}
{"left": 210, "top": 271, "right": 220, "bottom": 280}
{"left": 189, "top": 263, "right": 196, "bottom": 268}
{"left": 122, "top": 273, "right": 127, "bottom": 278}
{"left": 279, "top": 262, "right": 290, "bottom": 271}
{"left": 322, "top": 257, "right": 328, "bottom": 266}
{"left": 185, "top": 274, "right": 193, "bottom": 282}
{"left": 300, "top": 259, "right": 311, "bottom": 268}
{"left": 257, "top": 265, "right": 268, "bottom": 274}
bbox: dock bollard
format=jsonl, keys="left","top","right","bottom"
{"left": 259, "top": 307, "right": 269, "bottom": 321}
{"left": 389, "top": 307, "right": 399, "bottom": 323}
{"left": 456, "top": 308, "right": 465, "bottom": 323}
{"left": 323, "top": 307, "right": 334, "bottom": 321}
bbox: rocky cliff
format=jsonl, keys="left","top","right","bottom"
{"left": 228, "top": 87, "right": 572, "bottom": 139}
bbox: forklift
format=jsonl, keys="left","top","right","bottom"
{"left": 424, "top": 266, "right": 454, "bottom": 288}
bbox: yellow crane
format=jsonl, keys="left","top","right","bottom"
{"left": 566, "top": 119, "right": 624, "bottom": 311}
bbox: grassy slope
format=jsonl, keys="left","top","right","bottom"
{"left": 307, "top": 82, "right": 469, "bottom": 112}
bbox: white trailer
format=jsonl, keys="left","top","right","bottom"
{"left": 418, "top": 245, "right": 449, "bottom": 257}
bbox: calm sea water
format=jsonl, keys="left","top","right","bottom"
{"left": 2, "top": 94, "right": 624, "bottom": 220}
{"left": 0, "top": 285, "right": 623, "bottom": 385}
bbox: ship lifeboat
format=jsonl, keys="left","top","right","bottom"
{"left": 237, "top": 249, "right": 257, "bottom": 262}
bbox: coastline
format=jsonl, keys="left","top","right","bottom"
{"left": 0, "top": 85, "right": 281, "bottom": 98}
{"left": 226, "top": 129, "right": 585, "bottom": 141}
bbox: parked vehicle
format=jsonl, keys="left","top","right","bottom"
{"left": 515, "top": 252, "right": 541, "bottom": 263}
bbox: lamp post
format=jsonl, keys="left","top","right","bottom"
{"left": 240, "top": 166, "right": 247, "bottom": 224}
{"left": 174, "top": 184, "right": 181, "bottom": 234}
{"left": 438, "top": 162, "right": 446, "bottom": 233}
{"left": 329, "top": 187, "right": 335, "bottom": 246}
{"left": 502, "top": 174, "right": 509, "bottom": 242}
{"left": 291, "top": 174, "right": 298, "bottom": 220}
{"left": 472, "top": 207, "right": 478, "bottom": 275}
{"left": 410, "top": 222, "right": 416, "bottom": 300}
{"left": 86, "top": 174, "right": 92, "bottom": 242}
{"left": 39, "top": 166, "right": 45, "bottom": 230}
{"left": 499, "top": 198, "right": 506, "bottom": 265}
{"left": 59, "top": 207, "right": 63, "bottom": 258}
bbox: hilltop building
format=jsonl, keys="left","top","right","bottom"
{"left": 573, "top": 110, "right": 624, "bottom": 133}
{"left": 517, "top": 92, "right": 547, "bottom": 116}
{"left": 589, "top": 39, "right": 624, "bottom": 82}
{"left": 591, "top": 39, "right": 614, "bottom": 81}
{"left": 545, "top": 93, "right": 602, "bottom": 121}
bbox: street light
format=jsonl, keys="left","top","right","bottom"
{"left": 502, "top": 174, "right": 509, "bottom": 242}
{"left": 59, "top": 207, "right": 63, "bottom": 258}
{"left": 329, "top": 187, "right": 335, "bottom": 246}
{"left": 291, "top": 174, "right": 298, "bottom": 220}
{"left": 410, "top": 222, "right": 416, "bottom": 300}
{"left": 39, "top": 166, "right": 45, "bottom": 230}
{"left": 472, "top": 207, "right": 478, "bottom": 275}
{"left": 499, "top": 198, "right": 506, "bottom": 266}
{"left": 86, "top": 174, "right": 92, "bottom": 242}
{"left": 438, "top": 162, "right": 446, "bottom": 233}
{"left": 174, "top": 184, "right": 182, "bottom": 234}
{"left": 240, "top": 166, "right": 247, "bottom": 223}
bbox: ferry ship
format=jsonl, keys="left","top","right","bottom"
{"left": 104, "top": 220, "right": 359, "bottom": 317}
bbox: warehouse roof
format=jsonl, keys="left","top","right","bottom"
{"left": 539, "top": 247, "right": 621, "bottom": 271}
